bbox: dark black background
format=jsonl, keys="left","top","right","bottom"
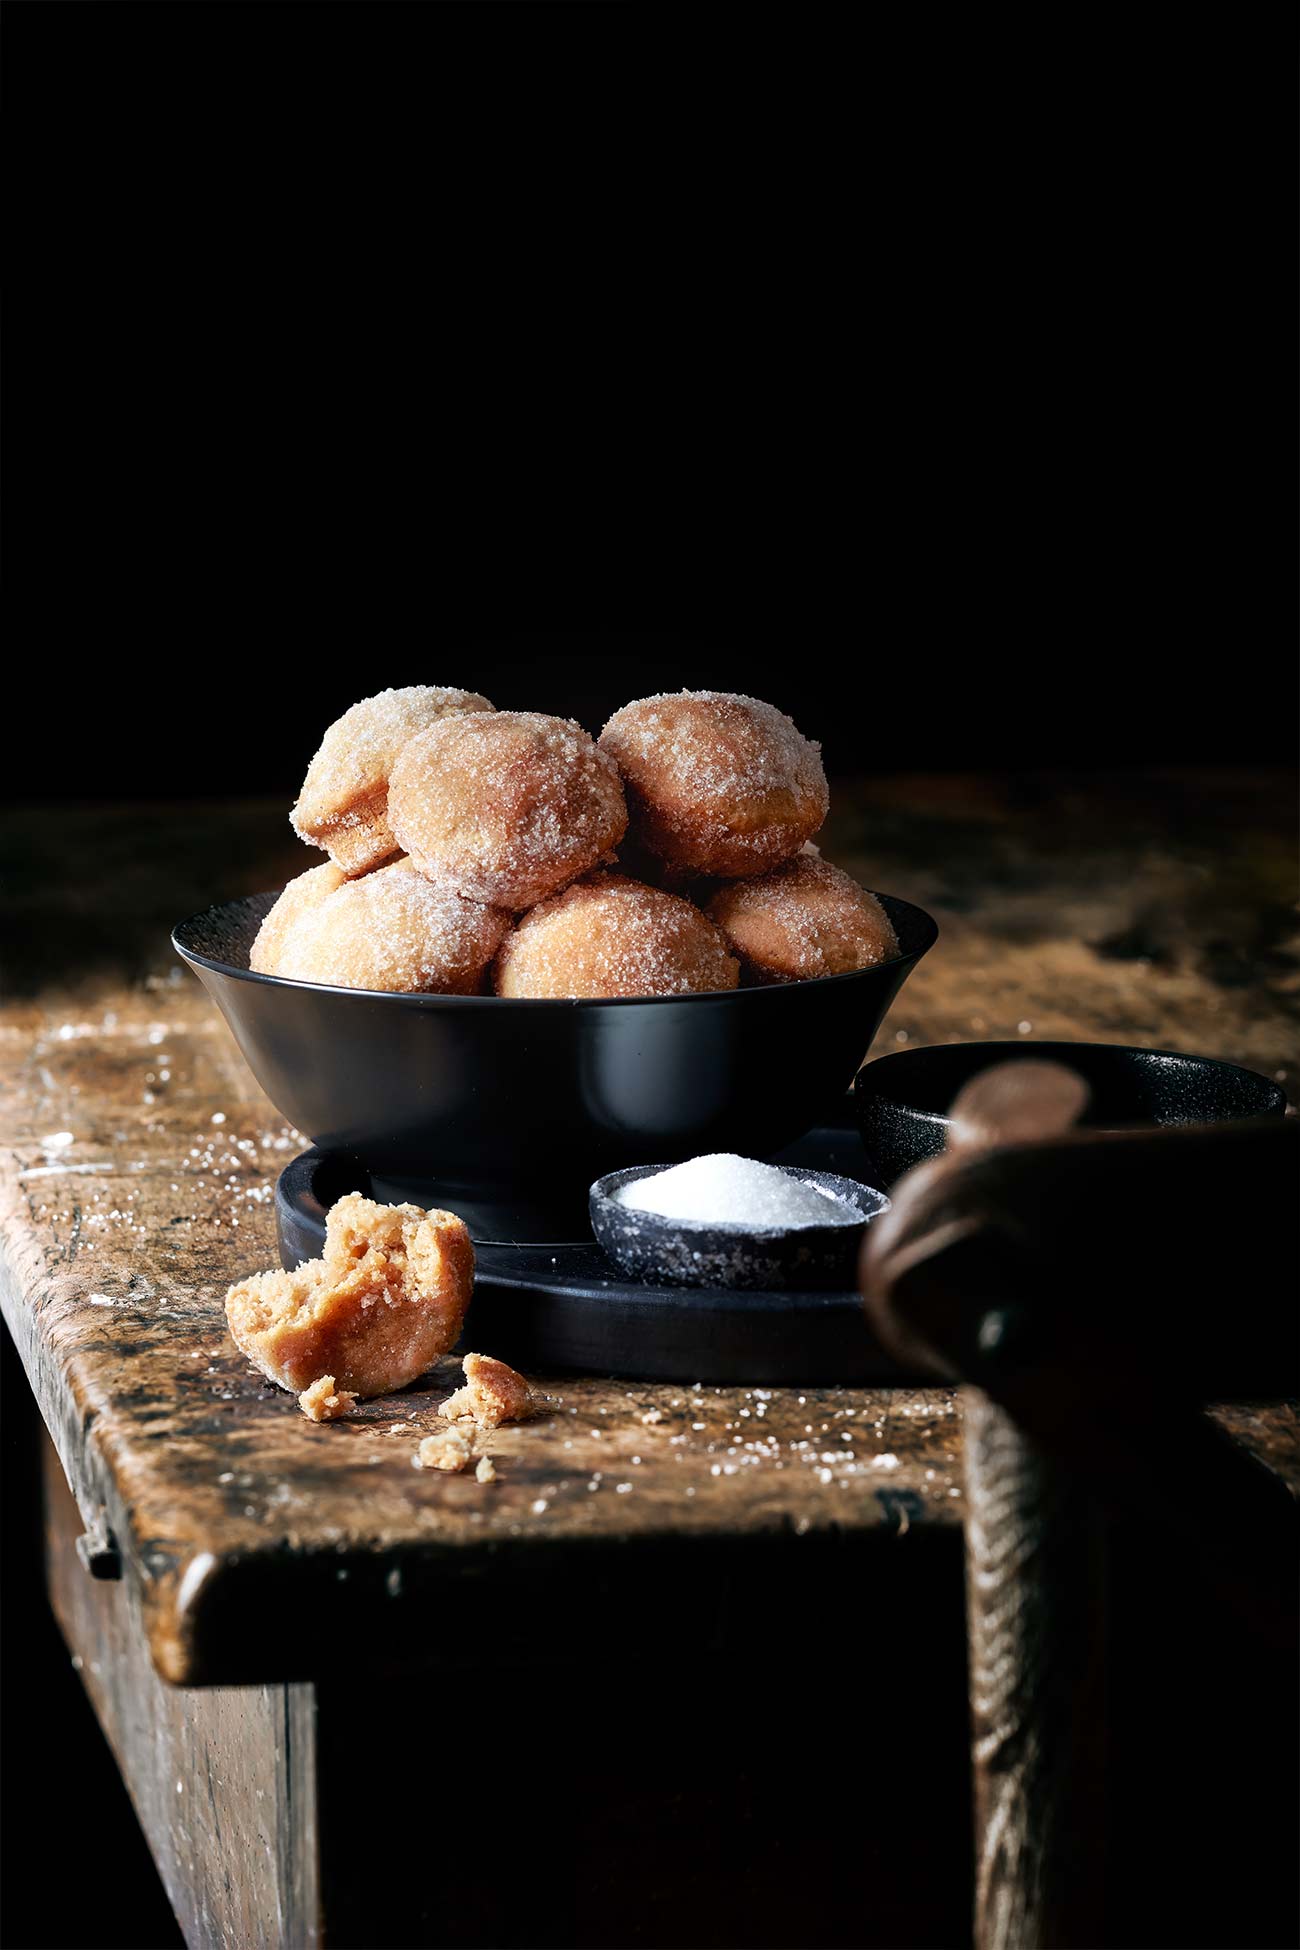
{"left": 2, "top": 5, "right": 1295, "bottom": 1948}
{"left": 8, "top": 634, "right": 1297, "bottom": 807}
{"left": 3, "top": 12, "right": 1294, "bottom": 797}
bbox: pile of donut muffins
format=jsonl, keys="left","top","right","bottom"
{"left": 249, "top": 687, "right": 899, "bottom": 999}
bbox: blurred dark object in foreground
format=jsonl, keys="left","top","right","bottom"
{"left": 863, "top": 1064, "right": 1300, "bottom": 1949}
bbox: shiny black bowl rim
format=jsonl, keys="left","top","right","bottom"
{"left": 853, "top": 1039, "right": 1287, "bottom": 1126}
{"left": 172, "top": 887, "right": 939, "bottom": 1008}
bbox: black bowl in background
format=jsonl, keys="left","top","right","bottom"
{"left": 174, "top": 889, "right": 936, "bottom": 1242}
{"left": 589, "top": 1163, "right": 888, "bottom": 1291}
{"left": 853, "top": 1040, "right": 1288, "bottom": 1185}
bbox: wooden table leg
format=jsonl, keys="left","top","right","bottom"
{"left": 40, "top": 1410, "right": 979, "bottom": 1948}
{"left": 41, "top": 1434, "right": 320, "bottom": 1950}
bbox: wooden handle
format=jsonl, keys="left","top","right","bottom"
{"left": 865, "top": 1117, "right": 1300, "bottom": 1400}
{"left": 861, "top": 1066, "right": 1300, "bottom": 1948}
{"left": 947, "top": 1060, "right": 1091, "bottom": 1156}
{"left": 860, "top": 1059, "right": 1090, "bottom": 1385}
{"left": 949, "top": 1065, "right": 1102, "bottom": 1950}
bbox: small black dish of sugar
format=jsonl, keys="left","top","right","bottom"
{"left": 617, "top": 1153, "right": 862, "bottom": 1227}
{"left": 588, "top": 1152, "right": 888, "bottom": 1292}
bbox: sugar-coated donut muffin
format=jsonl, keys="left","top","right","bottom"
{"left": 706, "top": 855, "right": 899, "bottom": 985}
{"left": 292, "top": 686, "right": 494, "bottom": 876}
{"left": 250, "top": 861, "right": 347, "bottom": 974}
{"left": 494, "top": 873, "right": 739, "bottom": 999}
{"left": 599, "top": 691, "right": 828, "bottom": 878}
{"left": 226, "top": 1192, "right": 474, "bottom": 1398}
{"left": 272, "top": 858, "right": 510, "bottom": 994}
{"left": 389, "top": 711, "right": 628, "bottom": 909}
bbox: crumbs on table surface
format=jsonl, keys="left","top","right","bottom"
{"left": 413, "top": 1429, "right": 474, "bottom": 1473}
{"left": 298, "top": 1376, "right": 358, "bottom": 1422}
{"left": 214, "top": 1378, "right": 960, "bottom": 1532}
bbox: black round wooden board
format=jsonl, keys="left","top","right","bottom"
{"left": 275, "top": 1125, "right": 910, "bottom": 1384}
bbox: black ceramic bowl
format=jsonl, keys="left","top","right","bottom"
{"left": 589, "top": 1163, "right": 889, "bottom": 1291}
{"left": 854, "top": 1040, "right": 1287, "bottom": 1184}
{"left": 174, "top": 889, "right": 936, "bottom": 1241}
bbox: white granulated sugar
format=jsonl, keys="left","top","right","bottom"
{"left": 617, "top": 1154, "right": 858, "bottom": 1230}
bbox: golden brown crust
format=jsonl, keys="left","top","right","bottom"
{"left": 493, "top": 873, "right": 739, "bottom": 999}
{"left": 270, "top": 858, "right": 510, "bottom": 994}
{"left": 441, "top": 1352, "right": 536, "bottom": 1429}
{"left": 250, "top": 862, "right": 348, "bottom": 974}
{"left": 706, "top": 855, "right": 899, "bottom": 985}
{"left": 599, "top": 691, "right": 828, "bottom": 878}
{"left": 388, "top": 712, "right": 628, "bottom": 910}
{"left": 291, "top": 687, "right": 495, "bottom": 875}
{"left": 225, "top": 1192, "right": 475, "bottom": 1398}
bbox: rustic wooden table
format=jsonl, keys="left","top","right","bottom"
{"left": 2, "top": 777, "right": 1296, "bottom": 1950}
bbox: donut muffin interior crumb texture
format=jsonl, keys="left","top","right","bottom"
{"left": 441, "top": 1352, "right": 536, "bottom": 1428}
{"left": 414, "top": 1429, "right": 475, "bottom": 1473}
{"left": 225, "top": 1193, "right": 475, "bottom": 1399}
{"left": 297, "top": 1375, "right": 358, "bottom": 1422}
{"left": 258, "top": 687, "right": 896, "bottom": 997}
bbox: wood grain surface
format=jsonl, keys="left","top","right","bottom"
{"left": 43, "top": 1436, "right": 319, "bottom": 1949}
{"left": 2, "top": 779, "right": 1295, "bottom": 1688}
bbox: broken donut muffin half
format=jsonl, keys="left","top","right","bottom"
{"left": 226, "top": 1192, "right": 475, "bottom": 1399}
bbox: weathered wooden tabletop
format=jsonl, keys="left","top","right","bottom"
{"left": 3, "top": 778, "right": 1296, "bottom": 1689}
